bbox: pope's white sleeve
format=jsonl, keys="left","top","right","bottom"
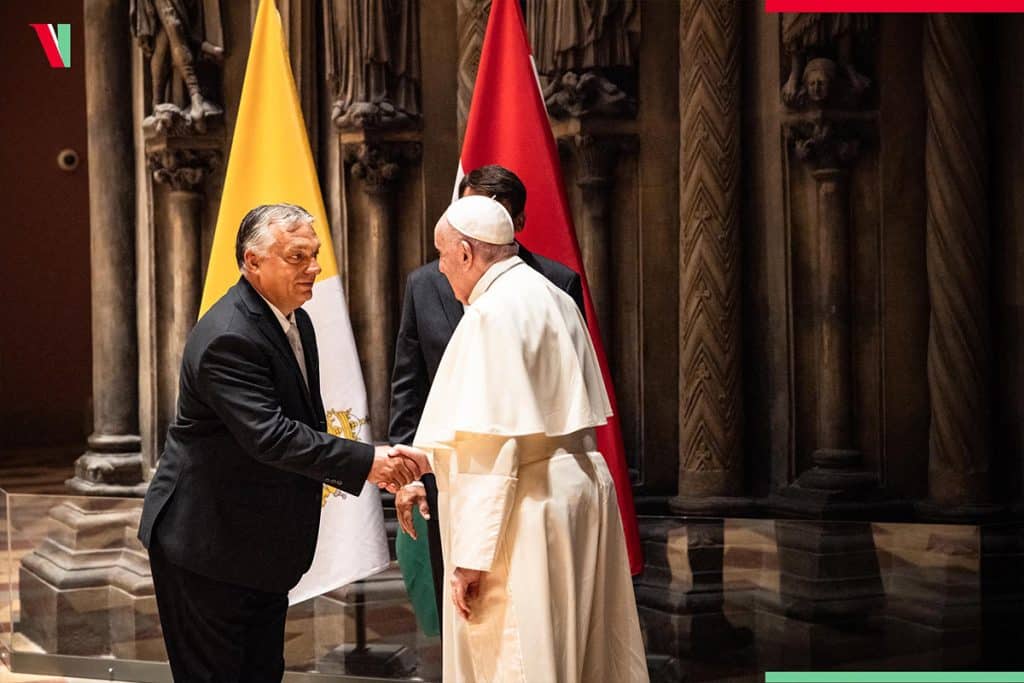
{"left": 448, "top": 435, "right": 519, "bottom": 573}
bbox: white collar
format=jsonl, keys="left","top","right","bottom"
{"left": 468, "top": 256, "right": 523, "bottom": 306}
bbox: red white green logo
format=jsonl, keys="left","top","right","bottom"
{"left": 30, "top": 24, "right": 71, "bottom": 69}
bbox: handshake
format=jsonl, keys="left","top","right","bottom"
{"left": 368, "top": 444, "right": 431, "bottom": 493}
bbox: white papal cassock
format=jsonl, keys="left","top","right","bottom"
{"left": 414, "top": 255, "right": 649, "bottom": 683}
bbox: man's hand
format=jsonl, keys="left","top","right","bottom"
{"left": 395, "top": 484, "right": 430, "bottom": 539}
{"left": 390, "top": 444, "right": 432, "bottom": 477}
{"left": 367, "top": 445, "right": 419, "bottom": 493}
{"left": 451, "top": 567, "right": 483, "bottom": 621}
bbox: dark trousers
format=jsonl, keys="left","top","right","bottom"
{"left": 149, "top": 537, "right": 289, "bottom": 683}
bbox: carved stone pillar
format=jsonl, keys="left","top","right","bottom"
{"left": 572, "top": 134, "right": 623, "bottom": 344}
{"left": 812, "top": 166, "right": 855, "bottom": 454}
{"left": 344, "top": 141, "right": 421, "bottom": 439}
{"left": 327, "top": 0, "right": 422, "bottom": 440}
{"left": 923, "top": 15, "right": 991, "bottom": 507}
{"left": 780, "top": 112, "right": 880, "bottom": 509}
{"left": 456, "top": 0, "right": 492, "bottom": 142}
{"left": 772, "top": 13, "right": 885, "bottom": 514}
{"left": 68, "top": 0, "right": 144, "bottom": 496}
{"left": 671, "top": 0, "right": 744, "bottom": 510}
{"left": 147, "top": 140, "right": 220, "bottom": 446}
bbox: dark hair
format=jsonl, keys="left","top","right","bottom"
{"left": 235, "top": 203, "right": 313, "bottom": 268}
{"left": 457, "top": 165, "right": 527, "bottom": 220}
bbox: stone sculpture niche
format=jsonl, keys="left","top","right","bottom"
{"left": 326, "top": 0, "right": 422, "bottom": 131}
{"left": 131, "top": 0, "right": 224, "bottom": 135}
{"left": 526, "top": 0, "right": 640, "bottom": 119}
{"left": 781, "top": 13, "right": 874, "bottom": 110}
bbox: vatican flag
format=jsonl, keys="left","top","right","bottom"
{"left": 200, "top": 0, "right": 389, "bottom": 605}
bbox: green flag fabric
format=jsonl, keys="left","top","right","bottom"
{"left": 396, "top": 508, "right": 440, "bottom": 637}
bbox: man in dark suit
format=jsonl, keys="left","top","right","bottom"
{"left": 139, "top": 203, "right": 423, "bottom": 683}
{"left": 389, "top": 165, "right": 585, "bottom": 623}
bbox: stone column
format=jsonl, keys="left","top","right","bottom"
{"left": 671, "top": 0, "right": 744, "bottom": 510}
{"left": 344, "top": 141, "right": 421, "bottom": 439}
{"left": 68, "top": 0, "right": 144, "bottom": 496}
{"left": 779, "top": 114, "right": 880, "bottom": 508}
{"left": 572, "top": 134, "right": 620, "bottom": 345}
{"left": 773, "top": 10, "right": 883, "bottom": 512}
{"left": 994, "top": 16, "right": 1024, "bottom": 506}
{"left": 456, "top": 0, "right": 492, "bottom": 142}
{"left": 147, "top": 143, "right": 220, "bottom": 444}
{"left": 923, "top": 15, "right": 991, "bottom": 506}
{"left": 812, "top": 167, "right": 855, "bottom": 456}
{"left": 326, "top": 0, "right": 422, "bottom": 440}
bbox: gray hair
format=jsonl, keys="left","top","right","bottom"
{"left": 235, "top": 203, "right": 314, "bottom": 270}
{"left": 443, "top": 222, "right": 518, "bottom": 266}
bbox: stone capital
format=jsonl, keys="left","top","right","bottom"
{"left": 343, "top": 140, "right": 422, "bottom": 196}
{"left": 145, "top": 130, "right": 222, "bottom": 193}
{"left": 784, "top": 110, "right": 874, "bottom": 171}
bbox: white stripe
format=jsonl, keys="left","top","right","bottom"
{"left": 288, "top": 274, "right": 390, "bottom": 605}
{"left": 46, "top": 24, "right": 68, "bottom": 66}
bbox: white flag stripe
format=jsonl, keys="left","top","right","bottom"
{"left": 288, "top": 274, "right": 389, "bottom": 605}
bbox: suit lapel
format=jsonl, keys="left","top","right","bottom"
{"left": 431, "top": 267, "right": 464, "bottom": 334}
{"left": 236, "top": 279, "right": 316, "bottom": 418}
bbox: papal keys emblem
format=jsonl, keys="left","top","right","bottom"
{"left": 321, "top": 409, "right": 369, "bottom": 507}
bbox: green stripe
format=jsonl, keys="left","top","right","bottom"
{"left": 765, "top": 673, "right": 1024, "bottom": 683}
{"left": 55, "top": 23, "right": 71, "bottom": 67}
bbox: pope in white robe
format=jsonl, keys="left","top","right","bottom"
{"left": 393, "top": 195, "right": 648, "bottom": 683}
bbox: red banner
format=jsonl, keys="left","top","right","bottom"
{"left": 766, "top": 0, "right": 1024, "bottom": 10}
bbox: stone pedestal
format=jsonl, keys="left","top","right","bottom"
{"left": 874, "top": 522, "right": 982, "bottom": 668}
{"left": 634, "top": 519, "right": 754, "bottom": 680}
{"left": 17, "top": 500, "right": 161, "bottom": 660}
{"left": 774, "top": 520, "right": 884, "bottom": 622}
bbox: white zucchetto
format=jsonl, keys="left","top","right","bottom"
{"left": 444, "top": 195, "right": 515, "bottom": 245}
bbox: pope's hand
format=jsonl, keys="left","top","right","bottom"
{"left": 389, "top": 444, "right": 432, "bottom": 477}
{"left": 451, "top": 567, "right": 483, "bottom": 620}
{"left": 395, "top": 483, "right": 430, "bottom": 539}
{"left": 367, "top": 445, "right": 419, "bottom": 493}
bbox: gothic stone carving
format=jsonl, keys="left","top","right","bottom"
{"left": 924, "top": 15, "right": 991, "bottom": 505}
{"left": 781, "top": 13, "right": 874, "bottom": 110}
{"left": 526, "top": 0, "right": 640, "bottom": 118}
{"left": 677, "top": 0, "right": 743, "bottom": 498}
{"left": 457, "top": 0, "right": 492, "bottom": 139}
{"left": 326, "top": 0, "right": 421, "bottom": 131}
{"left": 344, "top": 141, "right": 422, "bottom": 193}
{"left": 131, "top": 0, "right": 224, "bottom": 134}
{"left": 147, "top": 146, "right": 219, "bottom": 192}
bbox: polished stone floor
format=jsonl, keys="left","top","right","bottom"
{"left": 1, "top": 450, "right": 1022, "bottom": 682}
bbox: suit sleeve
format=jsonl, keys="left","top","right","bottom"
{"left": 565, "top": 272, "right": 587, "bottom": 324}
{"left": 389, "top": 278, "right": 429, "bottom": 445}
{"left": 196, "top": 332, "right": 374, "bottom": 494}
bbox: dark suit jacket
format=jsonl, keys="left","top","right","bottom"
{"left": 139, "top": 277, "right": 375, "bottom": 594}
{"left": 388, "top": 242, "right": 584, "bottom": 445}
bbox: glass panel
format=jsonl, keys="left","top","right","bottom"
{"left": 0, "top": 487, "right": 10, "bottom": 660}
{"left": 0, "top": 491, "right": 441, "bottom": 681}
{"left": 2, "top": 499, "right": 1020, "bottom": 680}
{"left": 634, "top": 515, "right": 1024, "bottom": 679}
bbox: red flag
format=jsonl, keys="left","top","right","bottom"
{"left": 460, "top": 0, "right": 643, "bottom": 574}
